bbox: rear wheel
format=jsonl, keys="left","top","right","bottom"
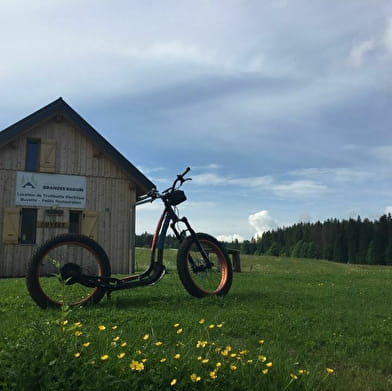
{"left": 177, "top": 233, "right": 233, "bottom": 298}
{"left": 26, "top": 234, "right": 111, "bottom": 309}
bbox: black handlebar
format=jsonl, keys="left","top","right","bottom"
{"left": 136, "top": 167, "right": 191, "bottom": 204}
{"left": 176, "top": 167, "right": 191, "bottom": 186}
{"left": 180, "top": 167, "right": 191, "bottom": 177}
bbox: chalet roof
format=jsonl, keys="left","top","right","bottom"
{"left": 0, "top": 98, "right": 155, "bottom": 195}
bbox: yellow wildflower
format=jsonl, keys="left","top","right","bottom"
{"left": 217, "top": 323, "right": 223, "bottom": 328}
{"left": 208, "top": 324, "right": 215, "bottom": 329}
{"left": 74, "top": 352, "right": 81, "bottom": 358}
{"left": 176, "top": 328, "right": 183, "bottom": 334}
{"left": 74, "top": 322, "right": 82, "bottom": 327}
{"left": 62, "top": 320, "right": 68, "bottom": 326}
{"left": 121, "top": 342, "right": 127, "bottom": 347}
{"left": 220, "top": 345, "right": 232, "bottom": 357}
{"left": 100, "top": 355, "right": 109, "bottom": 361}
{"left": 258, "top": 339, "right": 265, "bottom": 344}
{"left": 262, "top": 369, "right": 269, "bottom": 375}
{"left": 142, "top": 334, "right": 150, "bottom": 341}
{"left": 160, "top": 358, "right": 167, "bottom": 363}
{"left": 258, "top": 355, "right": 267, "bottom": 362}
{"left": 74, "top": 331, "right": 82, "bottom": 337}
{"left": 174, "top": 353, "right": 181, "bottom": 359}
{"left": 113, "top": 336, "right": 120, "bottom": 342}
{"left": 199, "top": 319, "right": 205, "bottom": 324}
{"left": 216, "top": 362, "right": 222, "bottom": 368}
{"left": 209, "top": 371, "right": 217, "bottom": 379}
{"left": 130, "top": 360, "right": 145, "bottom": 372}
{"left": 155, "top": 341, "right": 163, "bottom": 346}
{"left": 196, "top": 340, "right": 208, "bottom": 348}
{"left": 230, "top": 365, "right": 237, "bottom": 371}
{"left": 83, "top": 342, "right": 91, "bottom": 348}
{"left": 98, "top": 325, "right": 106, "bottom": 331}
{"left": 190, "top": 373, "right": 201, "bottom": 383}
{"left": 326, "top": 368, "right": 334, "bottom": 374}
{"left": 174, "top": 323, "right": 180, "bottom": 328}
{"left": 112, "top": 325, "right": 118, "bottom": 330}
{"left": 170, "top": 379, "right": 177, "bottom": 386}
{"left": 290, "top": 373, "right": 298, "bottom": 380}
{"left": 266, "top": 362, "right": 273, "bottom": 368}
{"left": 201, "top": 359, "right": 209, "bottom": 364}
{"left": 117, "top": 353, "right": 126, "bottom": 359}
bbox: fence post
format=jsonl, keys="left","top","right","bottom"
{"left": 227, "top": 248, "right": 241, "bottom": 272}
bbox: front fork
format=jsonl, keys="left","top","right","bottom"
{"left": 171, "top": 217, "right": 213, "bottom": 270}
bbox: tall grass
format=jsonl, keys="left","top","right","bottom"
{"left": 0, "top": 251, "right": 391, "bottom": 390}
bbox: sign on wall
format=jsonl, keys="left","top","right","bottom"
{"left": 15, "top": 171, "right": 86, "bottom": 208}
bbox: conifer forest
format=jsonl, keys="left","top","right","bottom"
{"left": 228, "top": 214, "right": 392, "bottom": 265}
{"left": 136, "top": 214, "right": 392, "bottom": 265}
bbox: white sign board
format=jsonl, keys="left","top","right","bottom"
{"left": 15, "top": 171, "right": 86, "bottom": 208}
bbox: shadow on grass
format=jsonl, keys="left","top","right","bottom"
{"left": 97, "top": 288, "right": 269, "bottom": 312}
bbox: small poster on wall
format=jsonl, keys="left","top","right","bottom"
{"left": 15, "top": 171, "right": 86, "bottom": 208}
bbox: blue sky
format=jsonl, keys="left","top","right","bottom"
{"left": 1, "top": 0, "right": 392, "bottom": 240}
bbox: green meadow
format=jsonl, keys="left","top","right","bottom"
{"left": 0, "top": 249, "right": 391, "bottom": 390}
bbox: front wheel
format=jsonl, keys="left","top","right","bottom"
{"left": 177, "top": 233, "right": 233, "bottom": 298}
{"left": 26, "top": 234, "right": 111, "bottom": 309}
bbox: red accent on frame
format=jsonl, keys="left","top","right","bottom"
{"left": 151, "top": 212, "right": 165, "bottom": 249}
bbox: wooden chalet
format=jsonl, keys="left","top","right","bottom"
{"left": 0, "top": 98, "right": 154, "bottom": 277}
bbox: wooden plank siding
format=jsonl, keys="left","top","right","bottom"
{"left": 0, "top": 116, "right": 139, "bottom": 277}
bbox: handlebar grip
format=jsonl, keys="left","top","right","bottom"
{"left": 138, "top": 188, "right": 157, "bottom": 200}
{"left": 138, "top": 193, "right": 150, "bottom": 201}
{"left": 180, "top": 167, "right": 191, "bottom": 177}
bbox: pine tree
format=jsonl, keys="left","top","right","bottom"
{"left": 332, "top": 228, "right": 347, "bottom": 263}
{"left": 366, "top": 240, "right": 376, "bottom": 265}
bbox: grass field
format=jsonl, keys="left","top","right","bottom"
{"left": 0, "top": 249, "right": 391, "bottom": 390}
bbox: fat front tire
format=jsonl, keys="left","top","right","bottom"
{"left": 177, "top": 233, "right": 233, "bottom": 298}
{"left": 26, "top": 234, "right": 111, "bottom": 309}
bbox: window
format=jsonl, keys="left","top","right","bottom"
{"left": 20, "top": 208, "right": 37, "bottom": 244}
{"left": 69, "top": 211, "right": 82, "bottom": 234}
{"left": 26, "top": 139, "right": 40, "bottom": 171}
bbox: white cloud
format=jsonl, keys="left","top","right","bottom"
{"left": 192, "top": 163, "right": 223, "bottom": 170}
{"left": 372, "top": 145, "right": 392, "bottom": 163}
{"left": 231, "top": 176, "right": 274, "bottom": 188}
{"left": 385, "top": 206, "right": 392, "bottom": 215}
{"left": 191, "top": 173, "right": 228, "bottom": 186}
{"left": 384, "top": 18, "right": 392, "bottom": 55}
{"left": 216, "top": 234, "right": 244, "bottom": 243}
{"left": 129, "top": 42, "right": 216, "bottom": 66}
{"left": 347, "top": 17, "right": 392, "bottom": 68}
{"left": 348, "top": 39, "right": 377, "bottom": 68}
{"left": 192, "top": 171, "right": 326, "bottom": 198}
{"left": 291, "top": 167, "right": 372, "bottom": 183}
{"left": 191, "top": 173, "right": 273, "bottom": 187}
{"left": 272, "top": 180, "right": 327, "bottom": 198}
{"left": 248, "top": 210, "right": 278, "bottom": 238}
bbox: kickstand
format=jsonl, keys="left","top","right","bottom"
{"left": 106, "top": 291, "right": 112, "bottom": 302}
